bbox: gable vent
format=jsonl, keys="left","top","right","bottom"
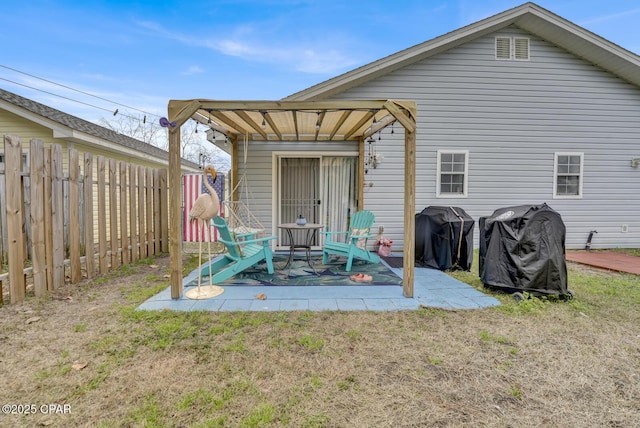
{"left": 514, "top": 37, "right": 530, "bottom": 60}
{"left": 495, "top": 37, "right": 511, "bottom": 60}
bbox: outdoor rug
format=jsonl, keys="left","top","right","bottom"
{"left": 186, "top": 254, "right": 403, "bottom": 287}
{"left": 382, "top": 256, "right": 404, "bottom": 268}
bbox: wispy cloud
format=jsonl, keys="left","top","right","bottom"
{"left": 135, "top": 19, "right": 359, "bottom": 74}
{"left": 181, "top": 65, "right": 205, "bottom": 75}
{"left": 210, "top": 37, "right": 358, "bottom": 74}
{"left": 579, "top": 8, "right": 640, "bottom": 26}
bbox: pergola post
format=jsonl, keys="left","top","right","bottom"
{"left": 403, "top": 128, "right": 416, "bottom": 297}
{"left": 169, "top": 126, "right": 183, "bottom": 299}
{"left": 358, "top": 136, "right": 365, "bottom": 210}
{"left": 231, "top": 135, "right": 239, "bottom": 202}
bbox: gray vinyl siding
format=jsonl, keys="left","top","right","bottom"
{"left": 329, "top": 26, "right": 640, "bottom": 251}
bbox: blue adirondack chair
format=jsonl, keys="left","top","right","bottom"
{"left": 322, "top": 210, "right": 381, "bottom": 271}
{"left": 199, "top": 216, "right": 277, "bottom": 283}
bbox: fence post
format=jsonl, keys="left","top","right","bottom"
{"left": 138, "top": 166, "right": 147, "bottom": 259}
{"left": 129, "top": 163, "right": 138, "bottom": 263}
{"left": 146, "top": 167, "right": 153, "bottom": 256}
{"left": 43, "top": 147, "right": 52, "bottom": 290}
{"left": 109, "top": 159, "right": 119, "bottom": 269}
{"left": 29, "top": 139, "right": 47, "bottom": 296}
{"left": 159, "top": 168, "right": 168, "bottom": 253}
{"left": 83, "top": 153, "right": 95, "bottom": 279}
{"left": 5, "top": 135, "right": 26, "bottom": 303}
{"left": 153, "top": 168, "right": 160, "bottom": 254}
{"left": 51, "top": 144, "right": 65, "bottom": 289}
{"left": 97, "top": 156, "right": 108, "bottom": 274}
{"left": 119, "top": 161, "right": 129, "bottom": 265}
{"left": 69, "top": 149, "right": 82, "bottom": 283}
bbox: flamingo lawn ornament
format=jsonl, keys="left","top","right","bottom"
{"left": 185, "top": 164, "right": 224, "bottom": 300}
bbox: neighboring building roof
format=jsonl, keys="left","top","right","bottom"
{"left": 285, "top": 2, "right": 640, "bottom": 101}
{"left": 0, "top": 87, "right": 200, "bottom": 170}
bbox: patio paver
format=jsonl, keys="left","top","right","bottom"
{"left": 137, "top": 258, "right": 501, "bottom": 312}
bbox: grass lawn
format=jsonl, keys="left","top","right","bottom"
{"left": 0, "top": 250, "right": 638, "bottom": 427}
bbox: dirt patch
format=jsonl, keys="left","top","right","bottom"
{"left": 1, "top": 256, "right": 639, "bottom": 427}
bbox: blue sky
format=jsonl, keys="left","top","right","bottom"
{"left": 2, "top": 0, "right": 640, "bottom": 125}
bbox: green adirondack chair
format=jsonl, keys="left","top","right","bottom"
{"left": 199, "top": 216, "right": 277, "bottom": 283}
{"left": 322, "top": 210, "right": 381, "bottom": 271}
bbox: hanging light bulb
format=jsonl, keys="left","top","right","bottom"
{"left": 261, "top": 111, "right": 267, "bottom": 130}
{"left": 391, "top": 122, "right": 395, "bottom": 134}
{"left": 315, "top": 112, "right": 321, "bottom": 131}
{"left": 207, "top": 111, "right": 212, "bottom": 124}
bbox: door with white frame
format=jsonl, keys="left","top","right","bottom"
{"left": 275, "top": 154, "right": 358, "bottom": 251}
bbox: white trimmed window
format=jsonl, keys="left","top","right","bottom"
{"left": 437, "top": 150, "right": 468, "bottom": 197}
{"left": 495, "top": 36, "right": 530, "bottom": 60}
{"left": 554, "top": 152, "right": 583, "bottom": 198}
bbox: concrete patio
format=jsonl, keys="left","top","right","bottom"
{"left": 137, "top": 256, "right": 501, "bottom": 312}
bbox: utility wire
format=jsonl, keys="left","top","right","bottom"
{"left": 0, "top": 76, "right": 164, "bottom": 127}
{"left": 0, "top": 64, "right": 163, "bottom": 122}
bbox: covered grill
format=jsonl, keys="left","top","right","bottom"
{"left": 415, "top": 206, "right": 474, "bottom": 271}
{"left": 479, "top": 203, "right": 570, "bottom": 298}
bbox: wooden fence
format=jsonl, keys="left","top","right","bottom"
{"left": 0, "top": 134, "right": 168, "bottom": 304}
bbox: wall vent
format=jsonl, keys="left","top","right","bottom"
{"left": 495, "top": 37, "right": 511, "bottom": 60}
{"left": 495, "top": 36, "right": 530, "bottom": 61}
{"left": 514, "top": 37, "right": 530, "bottom": 60}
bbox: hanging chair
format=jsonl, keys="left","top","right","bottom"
{"left": 223, "top": 199, "right": 265, "bottom": 236}
{"left": 222, "top": 134, "right": 265, "bottom": 237}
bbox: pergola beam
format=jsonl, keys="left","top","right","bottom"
{"left": 236, "top": 110, "right": 268, "bottom": 140}
{"left": 263, "top": 112, "right": 283, "bottom": 140}
{"left": 194, "top": 99, "right": 390, "bottom": 112}
{"left": 210, "top": 111, "right": 249, "bottom": 136}
{"left": 329, "top": 110, "right": 352, "bottom": 140}
{"left": 343, "top": 110, "right": 374, "bottom": 140}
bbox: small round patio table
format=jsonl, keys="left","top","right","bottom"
{"left": 277, "top": 223, "right": 324, "bottom": 274}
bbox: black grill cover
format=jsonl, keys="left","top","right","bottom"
{"left": 415, "top": 206, "right": 474, "bottom": 271}
{"left": 479, "top": 203, "right": 568, "bottom": 295}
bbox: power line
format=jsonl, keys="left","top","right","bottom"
{"left": 0, "top": 64, "right": 164, "bottom": 122}
{"left": 0, "top": 76, "right": 164, "bottom": 127}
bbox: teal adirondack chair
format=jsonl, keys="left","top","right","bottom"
{"left": 322, "top": 210, "right": 381, "bottom": 271}
{"left": 199, "top": 216, "right": 277, "bottom": 283}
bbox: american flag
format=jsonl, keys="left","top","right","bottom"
{"left": 183, "top": 172, "right": 225, "bottom": 242}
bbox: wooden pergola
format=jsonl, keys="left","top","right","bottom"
{"left": 166, "top": 99, "right": 417, "bottom": 299}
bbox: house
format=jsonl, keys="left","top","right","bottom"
{"left": 0, "top": 87, "right": 199, "bottom": 172}
{"left": 165, "top": 2, "right": 640, "bottom": 297}
{"left": 281, "top": 1, "right": 640, "bottom": 251}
